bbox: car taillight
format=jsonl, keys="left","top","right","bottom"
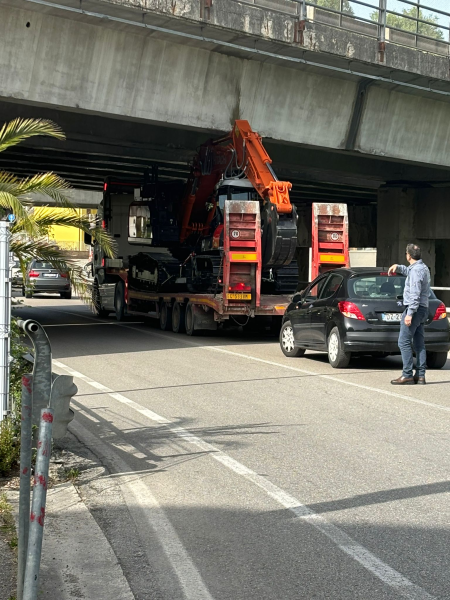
{"left": 338, "top": 301, "right": 365, "bottom": 321}
{"left": 60, "top": 273, "right": 68, "bottom": 278}
{"left": 29, "top": 270, "right": 39, "bottom": 278}
{"left": 228, "top": 282, "right": 251, "bottom": 292}
{"left": 433, "top": 302, "right": 447, "bottom": 320}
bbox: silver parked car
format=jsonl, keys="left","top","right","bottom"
{"left": 23, "top": 260, "right": 72, "bottom": 299}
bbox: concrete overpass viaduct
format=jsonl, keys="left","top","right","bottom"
{"left": 1, "top": 0, "right": 450, "bottom": 294}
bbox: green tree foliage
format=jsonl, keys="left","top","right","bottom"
{"left": 0, "top": 118, "right": 116, "bottom": 298}
{"left": 0, "top": 118, "right": 116, "bottom": 476}
{"left": 370, "top": 6, "right": 444, "bottom": 40}
{"left": 314, "top": 0, "right": 354, "bottom": 14}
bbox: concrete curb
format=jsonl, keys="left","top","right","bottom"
{"left": 8, "top": 482, "right": 134, "bottom": 600}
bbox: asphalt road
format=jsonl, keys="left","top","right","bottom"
{"left": 13, "top": 296, "right": 450, "bottom": 600}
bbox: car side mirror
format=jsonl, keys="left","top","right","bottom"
{"left": 292, "top": 293, "right": 303, "bottom": 304}
{"left": 84, "top": 232, "right": 92, "bottom": 245}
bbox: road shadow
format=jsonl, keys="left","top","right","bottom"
{"left": 52, "top": 426, "right": 450, "bottom": 600}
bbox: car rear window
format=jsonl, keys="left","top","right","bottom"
{"left": 347, "top": 274, "right": 436, "bottom": 300}
{"left": 32, "top": 262, "right": 55, "bottom": 270}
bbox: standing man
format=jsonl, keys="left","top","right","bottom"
{"left": 388, "top": 244, "right": 431, "bottom": 385}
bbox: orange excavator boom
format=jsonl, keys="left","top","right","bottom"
{"left": 231, "top": 120, "right": 292, "bottom": 214}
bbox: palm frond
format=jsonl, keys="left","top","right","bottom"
{"left": 16, "top": 209, "right": 117, "bottom": 258}
{"left": 0, "top": 191, "right": 31, "bottom": 224}
{"left": 14, "top": 173, "right": 72, "bottom": 207}
{"left": 0, "top": 118, "right": 65, "bottom": 153}
{"left": 0, "top": 172, "right": 19, "bottom": 192}
{"left": 87, "top": 225, "right": 116, "bottom": 258}
{"left": 20, "top": 208, "right": 80, "bottom": 230}
{"left": 11, "top": 237, "right": 73, "bottom": 273}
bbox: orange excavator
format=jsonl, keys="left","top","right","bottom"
{"left": 127, "top": 120, "right": 298, "bottom": 295}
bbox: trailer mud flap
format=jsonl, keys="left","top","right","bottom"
{"left": 188, "top": 302, "right": 217, "bottom": 331}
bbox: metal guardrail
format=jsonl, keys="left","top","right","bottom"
{"left": 16, "top": 320, "right": 76, "bottom": 600}
{"left": 249, "top": 0, "right": 450, "bottom": 56}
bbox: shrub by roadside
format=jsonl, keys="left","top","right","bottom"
{"left": 0, "top": 317, "right": 28, "bottom": 477}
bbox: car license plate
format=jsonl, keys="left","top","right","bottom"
{"left": 226, "top": 293, "right": 251, "bottom": 300}
{"left": 381, "top": 313, "right": 402, "bottom": 322}
{"left": 43, "top": 273, "right": 58, "bottom": 278}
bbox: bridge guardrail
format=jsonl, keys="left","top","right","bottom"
{"left": 247, "top": 0, "right": 450, "bottom": 57}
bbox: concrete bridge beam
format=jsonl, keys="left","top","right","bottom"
{"left": 2, "top": 4, "right": 450, "bottom": 169}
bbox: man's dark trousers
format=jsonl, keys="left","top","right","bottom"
{"left": 398, "top": 305, "right": 428, "bottom": 378}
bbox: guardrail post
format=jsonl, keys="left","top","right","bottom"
{"left": 22, "top": 408, "right": 54, "bottom": 600}
{"left": 0, "top": 221, "right": 11, "bottom": 421}
{"left": 17, "top": 320, "right": 52, "bottom": 433}
{"left": 16, "top": 318, "right": 76, "bottom": 600}
{"left": 295, "top": 0, "right": 307, "bottom": 44}
{"left": 378, "top": 0, "right": 387, "bottom": 61}
{"left": 17, "top": 374, "right": 33, "bottom": 600}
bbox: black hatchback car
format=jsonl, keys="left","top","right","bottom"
{"left": 280, "top": 267, "right": 450, "bottom": 369}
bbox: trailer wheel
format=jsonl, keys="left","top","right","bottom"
{"left": 160, "top": 302, "right": 172, "bottom": 331}
{"left": 93, "top": 283, "right": 109, "bottom": 318}
{"left": 185, "top": 302, "right": 198, "bottom": 336}
{"left": 172, "top": 302, "right": 186, "bottom": 333}
{"left": 114, "top": 281, "right": 127, "bottom": 321}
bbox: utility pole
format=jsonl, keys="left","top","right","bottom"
{"left": 0, "top": 215, "right": 14, "bottom": 422}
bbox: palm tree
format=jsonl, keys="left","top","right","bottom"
{"left": 0, "top": 118, "right": 115, "bottom": 298}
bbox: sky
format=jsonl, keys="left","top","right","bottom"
{"left": 349, "top": 0, "right": 449, "bottom": 22}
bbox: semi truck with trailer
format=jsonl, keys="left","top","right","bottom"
{"left": 87, "top": 121, "right": 349, "bottom": 334}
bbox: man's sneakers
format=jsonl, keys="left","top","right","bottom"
{"left": 391, "top": 375, "right": 426, "bottom": 385}
{"left": 391, "top": 376, "right": 415, "bottom": 385}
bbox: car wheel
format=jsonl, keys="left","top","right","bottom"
{"left": 114, "top": 281, "right": 126, "bottom": 321}
{"left": 172, "top": 302, "right": 186, "bottom": 333}
{"left": 60, "top": 289, "right": 72, "bottom": 300}
{"left": 279, "top": 321, "right": 305, "bottom": 357}
{"left": 327, "top": 327, "right": 351, "bottom": 368}
{"left": 24, "top": 289, "right": 33, "bottom": 299}
{"left": 426, "top": 351, "right": 448, "bottom": 369}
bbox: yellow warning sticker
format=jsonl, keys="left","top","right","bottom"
{"left": 231, "top": 253, "right": 258, "bottom": 261}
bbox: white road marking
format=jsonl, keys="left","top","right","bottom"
{"left": 201, "top": 346, "right": 450, "bottom": 414}
{"left": 117, "top": 323, "right": 450, "bottom": 414}
{"left": 54, "top": 359, "right": 436, "bottom": 600}
{"left": 70, "top": 419, "right": 215, "bottom": 600}
{"left": 33, "top": 303, "right": 450, "bottom": 413}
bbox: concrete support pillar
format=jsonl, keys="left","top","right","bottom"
{"left": 295, "top": 204, "right": 312, "bottom": 287}
{"left": 377, "top": 187, "right": 418, "bottom": 269}
{"left": 348, "top": 205, "right": 377, "bottom": 248}
{"left": 377, "top": 186, "right": 450, "bottom": 302}
{"left": 435, "top": 240, "right": 450, "bottom": 307}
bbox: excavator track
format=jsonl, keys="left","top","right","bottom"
{"left": 128, "top": 252, "right": 181, "bottom": 293}
{"left": 185, "top": 253, "right": 222, "bottom": 293}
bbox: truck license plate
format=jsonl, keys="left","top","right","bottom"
{"left": 381, "top": 313, "right": 402, "bottom": 322}
{"left": 226, "top": 293, "right": 251, "bottom": 300}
